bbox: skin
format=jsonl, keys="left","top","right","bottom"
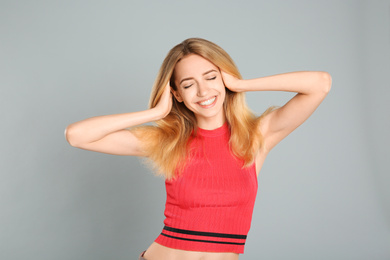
{"left": 171, "top": 54, "right": 226, "bottom": 130}
{"left": 65, "top": 54, "right": 332, "bottom": 260}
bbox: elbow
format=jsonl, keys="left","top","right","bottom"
{"left": 64, "top": 124, "right": 81, "bottom": 147}
{"left": 318, "top": 71, "right": 332, "bottom": 94}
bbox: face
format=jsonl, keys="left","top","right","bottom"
{"left": 172, "top": 54, "right": 226, "bottom": 129}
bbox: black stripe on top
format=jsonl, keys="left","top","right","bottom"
{"left": 160, "top": 233, "right": 246, "bottom": 246}
{"left": 163, "top": 226, "right": 247, "bottom": 240}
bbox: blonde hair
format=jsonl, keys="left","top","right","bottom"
{"left": 133, "top": 38, "right": 270, "bottom": 179}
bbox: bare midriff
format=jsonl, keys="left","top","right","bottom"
{"left": 143, "top": 242, "right": 240, "bottom": 260}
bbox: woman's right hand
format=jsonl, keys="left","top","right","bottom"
{"left": 154, "top": 82, "right": 173, "bottom": 119}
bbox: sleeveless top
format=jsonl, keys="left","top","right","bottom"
{"left": 154, "top": 123, "right": 258, "bottom": 254}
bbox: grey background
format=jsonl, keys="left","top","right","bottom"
{"left": 1, "top": 0, "right": 389, "bottom": 259}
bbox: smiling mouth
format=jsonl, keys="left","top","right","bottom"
{"left": 198, "top": 96, "right": 217, "bottom": 106}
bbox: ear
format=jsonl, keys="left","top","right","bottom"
{"left": 171, "top": 88, "right": 183, "bottom": 102}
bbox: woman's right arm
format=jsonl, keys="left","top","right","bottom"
{"left": 65, "top": 83, "right": 172, "bottom": 157}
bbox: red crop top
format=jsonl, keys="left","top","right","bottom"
{"left": 154, "top": 123, "right": 258, "bottom": 254}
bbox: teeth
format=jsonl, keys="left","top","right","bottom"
{"left": 199, "top": 97, "right": 216, "bottom": 106}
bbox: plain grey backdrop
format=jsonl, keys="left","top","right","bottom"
{"left": 1, "top": 0, "right": 389, "bottom": 259}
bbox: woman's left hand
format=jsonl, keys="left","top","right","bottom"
{"left": 221, "top": 71, "right": 244, "bottom": 92}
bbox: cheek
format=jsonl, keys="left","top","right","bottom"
{"left": 182, "top": 88, "right": 197, "bottom": 101}
{"left": 182, "top": 100, "right": 197, "bottom": 113}
{"left": 182, "top": 95, "right": 196, "bottom": 107}
{"left": 220, "top": 78, "right": 226, "bottom": 88}
{"left": 214, "top": 77, "right": 225, "bottom": 90}
{"left": 217, "top": 80, "right": 227, "bottom": 94}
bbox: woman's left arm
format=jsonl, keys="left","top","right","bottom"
{"left": 222, "top": 71, "right": 332, "bottom": 151}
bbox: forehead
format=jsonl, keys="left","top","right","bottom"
{"left": 174, "top": 54, "right": 218, "bottom": 78}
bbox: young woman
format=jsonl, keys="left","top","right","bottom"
{"left": 65, "top": 38, "right": 331, "bottom": 260}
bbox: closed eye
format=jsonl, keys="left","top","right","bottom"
{"left": 207, "top": 76, "right": 217, "bottom": 80}
{"left": 184, "top": 84, "right": 193, "bottom": 89}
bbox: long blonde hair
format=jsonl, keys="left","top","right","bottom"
{"left": 133, "top": 38, "right": 269, "bottom": 179}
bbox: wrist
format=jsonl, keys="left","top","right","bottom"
{"left": 233, "top": 79, "right": 246, "bottom": 92}
{"left": 150, "top": 106, "right": 169, "bottom": 121}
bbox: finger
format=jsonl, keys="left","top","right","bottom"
{"left": 221, "top": 71, "right": 232, "bottom": 82}
{"left": 163, "top": 83, "right": 171, "bottom": 94}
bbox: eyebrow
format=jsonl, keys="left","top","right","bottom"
{"left": 179, "top": 69, "right": 218, "bottom": 85}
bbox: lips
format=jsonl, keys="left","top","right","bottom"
{"left": 198, "top": 96, "right": 217, "bottom": 107}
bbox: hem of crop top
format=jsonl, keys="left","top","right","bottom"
{"left": 155, "top": 225, "right": 246, "bottom": 254}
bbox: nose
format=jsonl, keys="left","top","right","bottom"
{"left": 197, "top": 82, "right": 209, "bottom": 97}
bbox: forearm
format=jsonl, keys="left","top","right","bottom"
{"left": 239, "top": 71, "right": 332, "bottom": 94}
{"left": 65, "top": 107, "right": 163, "bottom": 147}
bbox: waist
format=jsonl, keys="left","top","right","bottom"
{"left": 144, "top": 242, "right": 240, "bottom": 260}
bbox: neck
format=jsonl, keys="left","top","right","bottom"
{"left": 196, "top": 116, "right": 226, "bottom": 130}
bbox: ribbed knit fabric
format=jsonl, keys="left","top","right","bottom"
{"left": 155, "top": 123, "right": 258, "bottom": 254}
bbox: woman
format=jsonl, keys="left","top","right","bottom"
{"left": 65, "top": 38, "right": 331, "bottom": 260}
